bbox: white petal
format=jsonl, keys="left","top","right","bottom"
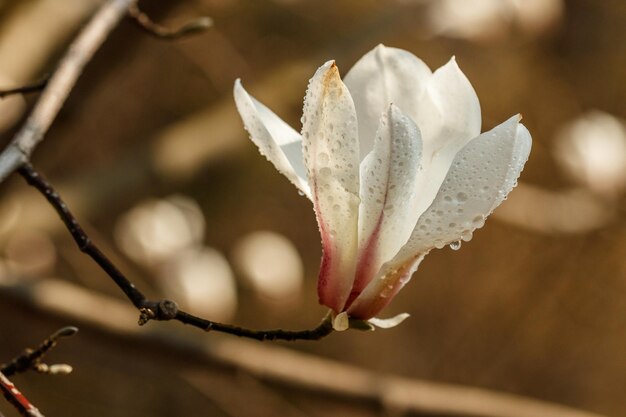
{"left": 234, "top": 79, "right": 310, "bottom": 198}
{"left": 348, "top": 104, "right": 422, "bottom": 306}
{"left": 302, "top": 61, "right": 361, "bottom": 312}
{"left": 368, "top": 312, "right": 410, "bottom": 329}
{"left": 400, "top": 58, "right": 483, "bottom": 228}
{"left": 390, "top": 114, "right": 531, "bottom": 269}
{"left": 349, "top": 115, "right": 531, "bottom": 319}
{"left": 344, "top": 44, "right": 432, "bottom": 160}
{"left": 417, "top": 57, "right": 481, "bottom": 155}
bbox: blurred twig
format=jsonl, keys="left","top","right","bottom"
{"left": 0, "top": 0, "right": 137, "bottom": 183}
{"left": 16, "top": 163, "right": 334, "bottom": 341}
{"left": 128, "top": 3, "right": 212, "bottom": 40}
{"left": 0, "top": 371, "right": 44, "bottom": 417}
{"left": 1, "top": 326, "right": 78, "bottom": 377}
{"left": 0, "top": 75, "right": 49, "bottom": 99}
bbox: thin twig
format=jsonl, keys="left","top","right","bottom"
{"left": 0, "top": 372, "right": 45, "bottom": 417}
{"left": 16, "top": 163, "right": 334, "bottom": 341}
{"left": 0, "top": 0, "right": 137, "bottom": 184}
{"left": 0, "top": 75, "right": 49, "bottom": 99}
{"left": 128, "top": 4, "right": 212, "bottom": 40}
{"left": 1, "top": 326, "right": 78, "bottom": 377}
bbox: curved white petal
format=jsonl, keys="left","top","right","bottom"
{"left": 344, "top": 44, "right": 432, "bottom": 160}
{"left": 402, "top": 58, "right": 484, "bottom": 228}
{"left": 302, "top": 61, "right": 361, "bottom": 312}
{"left": 348, "top": 104, "right": 423, "bottom": 308}
{"left": 417, "top": 57, "right": 481, "bottom": 154}
{"left": 234, "top": 79, "right": 310, "bottom": 198}
{"left": 349, "top": 115, "right": 531, "bottom": 319}
{"left": 397, "top": 115, "right": 530, "bottom": 258}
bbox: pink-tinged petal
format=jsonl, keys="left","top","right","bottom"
{"left": 344, "top": 44, "right": 432, "bottom": 160}
{"left": 348, "top": 254, "right": 425, "bottom": 319}
{"left": 234, "top": 79, "right": 311, "bottom": 198}
{"left": 349, "top": 115, "right": 531, "bottom": 319}
{"left": 347, "top": 104, "right": 422, "bottom": 308}
{"left": 302, "top": 61, "right": 361, "bottom": 312}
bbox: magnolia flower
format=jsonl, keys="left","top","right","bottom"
{"left": 234, "top": 45, "right": 531, "bottom": 327}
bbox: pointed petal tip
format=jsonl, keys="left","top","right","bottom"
{"left": 233, "top": 78, "right": 244, "bottom": 94}
{"left": 446, "top": 55, "right": 461, "bottom": 70}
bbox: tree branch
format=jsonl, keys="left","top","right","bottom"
{"left": 0, "top": 0, "right": 137, "bottom": 184}
{"left": 16, "top": 163, "right": 334, "bottom": 342}
{"left": 128, "top": 4, "right": 212, "bottom": 40}
{"left": 0, "top": 372, "right": 45, "bottom": 417}
{"left": 1, "top": 326, "right": 78, "bottom": 377}
{"left": 0, "top": 76, "right": 49, "bottom": 99}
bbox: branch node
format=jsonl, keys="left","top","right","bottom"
{"left": 157, "top": 299, "right": 179, "bottom": 320}
{"left": 138, "top": 308, "right": 156, "bottom": 325}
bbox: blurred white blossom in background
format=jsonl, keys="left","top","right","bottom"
{"left": 159, "top": 247, "right": 237, "bottom": 322}
{"left": 231, "top": 231, "right": 303, "bottom": 305}
{"left": 554, "top": 111, "right": 626, "bottom": 198}
{"left": 426, "top": 0, "right": 563, "bottom": 41}
{"left": 114, "top": 195, "right": 237, "bottom": 320}
{"left": 495, "top": 111, "right": 626, "bottom": 234}
{"left": 114, "top": 195, "right": 205, "bottom": 266}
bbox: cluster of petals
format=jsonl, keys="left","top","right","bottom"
{"left": 234, "top": 45, "right": 531, "bottom": 327}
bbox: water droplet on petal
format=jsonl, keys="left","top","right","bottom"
{"left": 472, "top": 215, "right": 485, "bottom": 228}
{"left": 449, "top": 240, "right": 462, "bottom": 251}
{"left": 461, "top": 230, "right": 473, "bottom": 242}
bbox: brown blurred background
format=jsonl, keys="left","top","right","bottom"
{"left": 1, "top": 0, "right": 626, "bottom": 416}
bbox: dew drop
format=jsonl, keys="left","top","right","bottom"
{"left": 449, "top": 240, "right": 462, "bottom": 251}
{"left": 461, "top": 230, "right": 473, "bottom": 242}
{"left": 318, "top": 152, "right": 329, "bottom": 164}
{"left": 472, "top": 215, "right": 485, "bottom": 228}
{"left": 456, "top": 192, "right": 468, "bottom": 202}
{"left": 320, "top": 167, "right": 331, "bottom": 177}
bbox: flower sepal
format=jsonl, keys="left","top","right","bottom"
{"left": 368, "top": 313, "right": 410, "bottom": 329}
{"left": 331, "top": 311, "right": 410, "bottom": 331}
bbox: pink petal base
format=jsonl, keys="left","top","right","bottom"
{"left": 348, "top": 255, "right": 424, "bottom": 320}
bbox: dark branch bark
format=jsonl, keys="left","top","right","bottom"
{"left": 0, "top": 76, "right": 49, "bottom": 99}
{"left": 16, "top": 163, "right": 334, "bottom": 342}
{"left": 1, "top": 327, "right": 78, "bottom": 377}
